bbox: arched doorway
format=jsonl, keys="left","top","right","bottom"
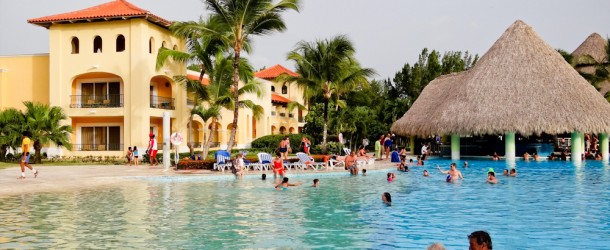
{"left": 189, "top": 120, "right": 203, "bottom": 148}
{"left": 289, "top": 127, "right": 295, "bottom": 134}
{"left": 271, "top": 125, "right": 277, "bottom": 135}
{"left": 208, "top": 122, "right": 220, "bottom": 148}
{"left": 279, "top": 126, "right": 286, "bottom": 135}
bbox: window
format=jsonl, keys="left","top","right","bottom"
{"left": 93, "top": 36, "right": 102, "bottom": 53}
{"left": 116, "top": 35, "right": 125, "bottom": 52}
{"left": 81, "top": 82, "right": 121, "bottom": 106}
{"left": 161, "top": 41, "right": 167, "bottom": 48}
{"left": 271, "top": 86, "right": 275, "bottom": 92}
{"left": 71, "top": 37, "right": 79, "bottom": 54}
{"left": 281, "top": 84, "right": 288, "bottom": 94}
{"left": 173, "top": 45, "right": 177, "bottom": 51}
{"left": 149, "top": 37, "right": 155, "bottom": 54}
{"left": 81, "top": 126, "right": 121, "bottom": 151}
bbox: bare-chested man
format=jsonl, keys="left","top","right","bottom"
{"left": 437, "top": 163, "right": 463, "bottom": 182}
{"left": 345, "top": 151, "right": 359, "bottom": 175}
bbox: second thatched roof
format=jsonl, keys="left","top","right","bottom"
{"left": 572, "top": 33, "right": 608, "bottom": 64}
{"left": 392, "top": 20, "right": 610, "bottom": 137}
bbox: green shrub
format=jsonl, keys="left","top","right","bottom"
{"left": 251, "top": 134, "right": 314, "bottom": 153}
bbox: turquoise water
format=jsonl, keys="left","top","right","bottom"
{"left": 1, "top": 159, "right": 610, "bottom": 249}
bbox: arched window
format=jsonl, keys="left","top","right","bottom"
{"left": 271, "top": 86, "right": 275, "bottom": 92}
{"left": 93, "top": 36, "right": 102, "bottom": 53}
{"left": 71, "top": 37, "right": 79, "bottom": 54}
{"left": 161, "top": 41, "right": 167, "bottom": 48}
{"left": 281, "top": 84, "right": 288, "bottom": 94}
{"left": 116, "top": 35, "right": 125, "bottom": 52}
{"left": 173, "top": 45, "right": 178, "bottom": 51}
{"left": 149, "top": 37, "right": 155, "bottom": 54}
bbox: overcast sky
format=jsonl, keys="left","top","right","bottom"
{"left": 1, "top": 0, "right": 608, "bottom": 79}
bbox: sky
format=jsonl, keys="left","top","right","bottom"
{"left": 0, "top": 0, "right": 609, "bottom": 79}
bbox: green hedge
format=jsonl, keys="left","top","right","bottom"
{"left": 176, "top": 154, "right": 329, "bottom": 170}
{"left": 250, "top": 134, "right": 314, "bottom": 153}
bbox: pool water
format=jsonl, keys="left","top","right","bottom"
{"left": 1, "top": 159, "right": 610, "bottom": 249}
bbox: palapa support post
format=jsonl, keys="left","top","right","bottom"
{"left": 451, "top": 134, "right": 460, "bottom": 160}
{"left": 505, "top": 132, "right": 516, "bottom": 162}
{"left": 571, "top": 132, "right": 582, "bottom": 162}
{"left": 600, "top": 133, "right": 609, "bottom": 162}
{"left": 409, "top": 136, "right": 415, "bottom": 155}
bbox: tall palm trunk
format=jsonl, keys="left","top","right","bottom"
{"left": 202, "top": 117, "right": 217, "bottom": 160}
{"left": 227, "top": 49, "right": 241, "bottom": 152}
{"left": 322, "top": 100, "right": 329, "bottom": 154}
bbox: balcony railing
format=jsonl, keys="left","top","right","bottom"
{"left": 279, "top": 113, "right": 286, "bottom": 117}
{"left": 187, "top": 98, "right": 196, "bottom": 106}
{"left": 70, "top": 95, "right": 123, "bottom": 108}
{"left": 73, "top": 144, "right": 123, "bottom": 151}
{"left": 150, "top": 96, "right": 175, "bottom": 110}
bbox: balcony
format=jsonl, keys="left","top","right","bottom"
{"left": 279, "top": 113, "right": 286, "bottom": 117}
{"left": 150, "top": 96, "right": 175, "bottom": 110}
{"left": 70, "top": 95, "right": 123, "bottom": 108}
{"left": 72, "top": 144, "right": 123, "bottom": 151}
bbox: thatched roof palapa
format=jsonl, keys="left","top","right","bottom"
{"left": 572, "top": 33, "right": 608, "bottom": 64}
{"left": 392, "top": 20, "right": 610, "bottom": 137}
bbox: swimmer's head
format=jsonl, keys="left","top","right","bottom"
{"left": 313, "top": 179, "right": 319, "bottom": 184}
{"left": 382, "top": 192, "right": 392, "bottom": 203}
{"left": 262, "top": 174, "right": 266, "bottom": 180}
{"left": 450, "top": 163, "right": 457, "bottom": 169}
{"left": 282, "top": 177, "right": 289, "bottom": 184}
{"left": 276, "top": 152, "right": 281, "bottom": 157}
{"left": 510, "top": 169, "right": 516, "bottom": 173}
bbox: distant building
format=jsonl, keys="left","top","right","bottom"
{"left": 0, "top": 0, "right": 306, "bottom": 156}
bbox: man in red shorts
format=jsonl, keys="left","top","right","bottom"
{"left": 147, "top": 133, "right": 159, "bottom": 166}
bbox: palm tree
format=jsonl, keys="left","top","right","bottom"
{"left": 157, "top": 19, "right": 224, "bottom": 155}
{"left": 171, "top": 0, "right": 300, "bottom": 151}
{"left": 0, "top": 108, "right": 25, "bottom": 161}
{"left": 281, "top": 35, "right": 375, "bottom": 153}
{"left": 21, "top": 102, "right": 72, "bottom": 164}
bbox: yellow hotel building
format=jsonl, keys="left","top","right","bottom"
{"left": 0, "top": 0, "right": 306, "bottom": 156}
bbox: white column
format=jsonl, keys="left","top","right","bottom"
{"left": 571, "top": 132, "right": 582, "bottom": 162}
{"left": 163, "top": 111, "right": 171, "bottom": 169}
{"left": 451, "top": 134, "right": 460, "bottom": 161}
{"left": 600, "top": 133, "right": 609, "bottom": 162}
{"left": 505, "top": 132, "right": 516, "bottom": 162}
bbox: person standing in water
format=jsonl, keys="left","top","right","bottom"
{"left": 437, "top": 163, "right": 464, "bottom": 182}
{"left": 486, "top": 168, "right": 498, "bottom": 184}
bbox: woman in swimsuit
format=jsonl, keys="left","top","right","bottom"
{"left": 273, "top": 152, "right": 286, "bottom": 179}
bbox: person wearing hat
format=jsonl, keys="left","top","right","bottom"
{"left": 486, "top": 168, "right": 498, "bottom": 184}
{"left": 147, "top": 133, "right": 159, "bottom": 166}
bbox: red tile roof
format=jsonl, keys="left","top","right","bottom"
{"left": 254, "top": 64, "right": 298, "bottom": 79}
{"left": 271, "top": 93, "right": 292, "bottom": 104}
{"left": 28, "top": 0, "right": 171, "bottom": 29}
{"left": 187, "top": 72, "right": 210, "bottom": 86}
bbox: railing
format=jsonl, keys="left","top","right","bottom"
{"left": 187, "top": 98, "right": 195, "bottom": 106}
{"left": 271, "top": 111, "right": 276, "bottom": 116}
{"left": 208, "top": 142, "right": 220, "bottom": 148}
{"left": 150, "top": 95, "right": 175, "bottom": 110}
{"left": 279, "top": 113, "right": 286, "bottom": 117}
{"left": 70, "top": 95, "right": 123, "bottom": 108}
{"left": 72, "top": 144, "right": 123, "bottom": 151}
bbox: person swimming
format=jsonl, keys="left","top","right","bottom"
{"left": 487, "top": 168, "right": 498, "bottom": 184}
{"left": 382, "top": 192, "right": 392, "bottom": 205}
{"left": 423, "top": 169, "right": 429, "bottom": 177}
{"left": 275, "top": 177, "right": 303, "bottom": 190}
{"left": 510, "top": 168, "right": 517, "bottom": 177}
{"left": 503, "top": 169, "right": 509, "bottom": 176}
{"left": 313, "top": 179, "right": 319, "bottom": 187}
{"left": 387, "top": 172, "right": 396, "bottom": 182}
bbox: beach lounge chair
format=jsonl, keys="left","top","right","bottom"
{"left": 213, "top": 150, "right": 232, "bottom": 172}
{"left": 252, "top": 152, "right": 273, "bottom": 171}
{"left": 327, "top": 156, "right": 345, "bottom": 171}
{"left": 296, "top": 152, "right": 326, "bottom": 171}
{"left": 343, "top": 148, "right": 351, "bottom": 156}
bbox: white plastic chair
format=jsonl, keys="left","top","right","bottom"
{"left": 253, "top": 152, "right": 273, "bottom": 171}
{"left": 296, "top": 152, "right": 326, "bottom": 171}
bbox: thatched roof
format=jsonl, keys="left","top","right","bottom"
{"left": 392, "top": 20, "right": 610, "bottom": 137}
{"left": 572, "top": 33, "right": 608, "bottom": 64}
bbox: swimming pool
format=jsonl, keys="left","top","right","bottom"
{"left": 1, "top": 159, "right": 609, "bottom": 249}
